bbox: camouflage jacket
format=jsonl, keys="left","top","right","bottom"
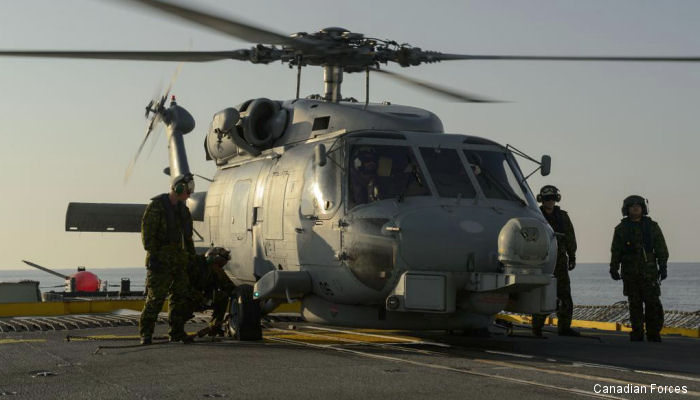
{"left": 610, "top": 216, "right": 668, "bottom": 276}
{"left": 187, "top": 255, "right": 236, "bottom": 307}
{"left": 141, "top": 193, "right": 195, "bottom": 266}
{"left": 540, "top": 206, "right": 577, "bottom": 265}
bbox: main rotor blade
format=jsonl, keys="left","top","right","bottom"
{"left": 122, "top": 0, "right": 314, "bottom": 48}
{"left": 0, "top": 50, "right": 250, "bottom": 62}
{"left": 433, "top": 53, "right": 700, "bottom": 63}
{"left": 22, "top": 260, "right": 70, "bottom": 280}
{"left": 372, "top": 68, "right": 500, "bottom": 103}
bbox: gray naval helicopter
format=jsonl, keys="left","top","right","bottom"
{"left": 4, "top": 0, "right": 700, "bottom": 340}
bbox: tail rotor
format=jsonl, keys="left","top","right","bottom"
{"left": 124, "top": 63, "right": 183, "bottom": 183}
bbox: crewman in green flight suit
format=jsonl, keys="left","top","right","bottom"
{"left": 139, "top": 174, "right": 197, "bottom": 345}
{"left": 187, "top": 247, "right": 236, "bottom": 337}
{"left": 532, "top": 185, "right": 580, "bottom": 337}
{"left": 610, "top": 195, "right": 669, "bottom": 342}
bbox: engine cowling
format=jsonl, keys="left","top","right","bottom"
{"left": 241, "top": 98, "right": 287, "bottom": 147}
{"left": 204, "top": 98, "right": 289, "bottom": 163}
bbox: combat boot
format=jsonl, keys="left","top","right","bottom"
{"left": 169, "top": 334, "right": 195, "bottom": 344}
{"left": 630, "top": 331, "right": 644, "bottom": 342}
{"left": 647, "top": 333, "right": 662, "bottom": 342}
{"left": 140, "top": 337, "right": 152, "bottom": 346}
{"left": 558, "top": 328, "right": 581, "bottom": 337}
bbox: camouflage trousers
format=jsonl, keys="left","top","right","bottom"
{"left": 624, "top": 275, "right": 664, "bottom": 337}
{"left": 139, "top": 260, "right": 191, "bottom": 340}
{"left": 210, "top": 289, "right": 232, "bottom": 327}
{"left": 532, "top": 266, "right": 573, "bottom": 332}
{"left": 188, "top": 288, "right": 233, "bottom": 328}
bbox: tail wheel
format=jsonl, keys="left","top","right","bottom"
{"left": 227, "top": 284, "right": 262, "bottom": 341}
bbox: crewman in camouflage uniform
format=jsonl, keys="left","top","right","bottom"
{"left": 532, "top": 185, "right": 579, "bottom": 337}
{"left": 139, "top": 174, "right": 197, "bottom": 345}
{"left": 610, "top": 195, "right": 669, "bottom": 342}
{"left": 186, "top": 247, "right": 236, "bottom": 337}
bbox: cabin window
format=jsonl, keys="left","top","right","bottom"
{"left": 312, "top": 116, "right": 330, "bottom": 131}
{"left": 462, "top": 150, "right": 527, "bottom": 203}
{"left": 419, "top": 147, "right": 476, "bottom": 198}
{"left": 348, "top": 144, "right": 429, "bottom": 207}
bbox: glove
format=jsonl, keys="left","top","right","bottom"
{"left": 609, "top": 267, "right": 621, "bottom": 281}
{"left": 205, "top": 247, "right": 231, "bottom": 268}
{"left": 658, "top": 264, "right": 668, "bottom": 281}
{"left": 568, "top": 258, "right": 576, "bottom": 271}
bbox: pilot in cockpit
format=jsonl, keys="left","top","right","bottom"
{"left": 350, "top": 147, "right": 379, "bottom": 205}
{"left": 351, "top": 146, "right": 399, "bottom": 205}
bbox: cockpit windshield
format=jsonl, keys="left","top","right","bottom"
{"left": 349, "top": 144, "right": 429, "bottom": 206}
{"left": 463, "top": 149, "right": 528, "bottom": 203}
{"left": 420, "top": 147, "right": 476, "bottom": 198}
{"left": 345, "top": 141, "right": 531, "bottom": 208}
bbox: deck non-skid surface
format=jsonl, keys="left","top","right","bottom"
{"left": 0, "top": 322, "right": 697, "bottom": 399}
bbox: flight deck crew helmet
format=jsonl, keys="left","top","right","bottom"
{"left": 171, "top": 173, "right": 195, "bottom": 195}
{"left": 537, "top": 185, "right": 561, "bottom": 203}
{"left": 205, "top": 247, "right": 231, "bottom": 267}
{"left": 622, "top": 195, "right": 648, "bottom": 216}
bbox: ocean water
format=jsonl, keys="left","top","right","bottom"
{"left": 1, "top": 263, "right": 698, "bottom": 312}
{"left": 570, "top": 262, "right": 699, "bottom": 312}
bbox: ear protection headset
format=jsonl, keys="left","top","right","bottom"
{"left": 536, "top": 185, "right": 561, "bottom": 203}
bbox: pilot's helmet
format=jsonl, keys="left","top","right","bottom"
{"left": 622, "top": 195, "right": 648, "bottom": 216}
{"left": 353, "top": 147, "right": 378, "bottom": 173}
{"left": 465, "top": 152, "right": 482, "bottom": 175}
{"left": 537, "top": 185, "right": 561, "bottom": 203}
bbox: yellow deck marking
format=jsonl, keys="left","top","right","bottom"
{"left": 66, "top": 334, "right": 141, "bottom": 341}
{"left": 0, "top": 299, "right": 151, "bottom": 317}
{"left": 303, "top": 325, "right": 450, "bottom": 347}
{"left": 65, "top": 331, "right": 202, "bottom": 342}
{"left": 267, "top": 327, "right": 443, "bottom": 356}
{"left": 498, "top": 313, "right": 700, "bottom": 338}
{"left": 264, "top": 328, "right": 422, "bottom": 346}
{"left": 0, "top": 339, "right": 46, "bottom": 345}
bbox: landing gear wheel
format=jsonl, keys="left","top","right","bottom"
{"left": 227, "top": 284, "right": 262, "bottom": 341}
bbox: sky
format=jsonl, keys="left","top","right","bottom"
{"left": 0, "top": 0, "right": 699, "bottom": 271}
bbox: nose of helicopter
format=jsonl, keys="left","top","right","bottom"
{"left": 393, "top": 205, "right": 514, "bottom": 272}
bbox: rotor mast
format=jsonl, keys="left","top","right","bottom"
{"left": 323, "top": 65, "right": 343, "bottom": 102}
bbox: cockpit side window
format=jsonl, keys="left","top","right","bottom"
{"left": 463, "top": 149, "right": 528, "bottom": 203}
{"left": 419, "top": 147, "right": 476, "bottom": 198}
{"left": 348, "top": 144, "right": 429, "bottom": 207}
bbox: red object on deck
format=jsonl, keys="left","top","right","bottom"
{"left": 71, "top": 271, "right": 100, "bottom": 292}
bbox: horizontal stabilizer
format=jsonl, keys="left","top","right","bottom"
{"left": 65, "top": 202, "right": 147, "bottom": 232}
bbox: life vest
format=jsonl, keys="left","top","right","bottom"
{"left": 620, "top": 216, "right": 654, "bottom": 254}
{"left": 153, "top": 193, "right": 193, "bottom": 246}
